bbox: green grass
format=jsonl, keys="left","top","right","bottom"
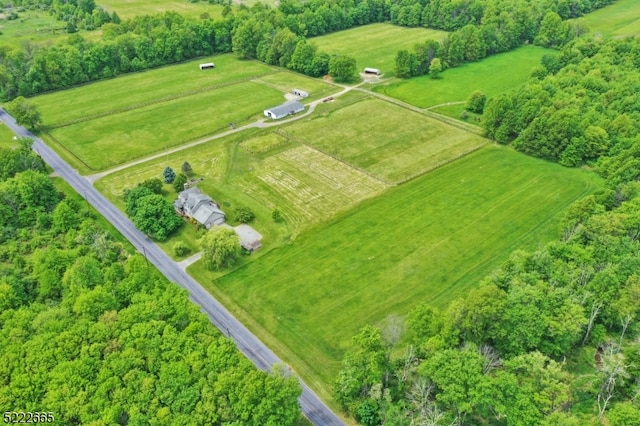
{"left": 231, "top": 144, "right": 389, "bottom": 235}
{"left": 311, "top": 23, "right": 448, "bottom": 76}
{"left": 0, "top": 121, "right": 17, "bottom": 148}
{"left": 34, "top": 55, "right": 276, "bottom": 126}
{"left": 191, "top": 145, "right": 602, "bottom": 403}
{"left": 46, "top": 81, "right": 284, "bottom": 171}
{"left": 0, "top": 10, "right": 73, "bottom": 47}
{"left": 578, "top": 0, "right": 640, "bottom": 37}
{"left": 283, "top": 92, "right": 487, "bottom": 183}
{"left": 374, "top": 45, "right": 553, "bottom": 110}
{"left": 239, "top": 132, "right": 289, "bottom": 153}
{"left": 97, "top": 0, "right": 225, "bottom": 20}
{"left": 253, "top": 72, "right": 337, "bottom": 102}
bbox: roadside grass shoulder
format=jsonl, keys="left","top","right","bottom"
{"left": 311, "top": 23, "right": 448, "bottom": 76}
{"left": 0, "top": 122, "right": 17, "bottom": 148}
{"left": 283, "top": 92, "right": 487, "bottom": 183}
{"left": 373, "top": 45, "right": 552, "bottom": 110}
{"left": 34, "top": 55, "right": 276, "bottom": 126}
{"left": 577, "top": 0, "right": 640, "bottom": 37}
{"left": 195, "top": 145, "right": 602, "bottom": 404}
{"left": 47, "top": 81, "right": 284, "bottom": 171}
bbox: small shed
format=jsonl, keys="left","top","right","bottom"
{"left": 199, "top": 63, "right": 215, "bottom": 70}
{"left": 234, "top": 224, "right": 263, "bottom": 251}
{"left": 263, "top": 101, "right": 304, "bottom": 120}
{"left": 293, "top": 88, "right": 309, "bottom": 98}
{"left": 364, "top": 67, "right": 381, "bottom": 75}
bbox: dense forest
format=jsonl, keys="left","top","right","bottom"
{"left": 0, "top": 0, "right": 614, "bottom": 98}
{"left": 0, "top": 140, "right": 301, "bottom": 425}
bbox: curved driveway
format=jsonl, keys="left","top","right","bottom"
{"left": 0, "top": 108, "right": 345, "bottom": 426}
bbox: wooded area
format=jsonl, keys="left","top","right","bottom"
{"left": 0, "top": 0, "right": 613, "bottom": 99}
{"left": 0, "top": 140, "right": 301, "bottom": 425}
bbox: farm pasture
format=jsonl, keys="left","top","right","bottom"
{"left": 231, "top": 145, "right": 389, "bottom": 234}
{"left": 311, "top": 23, "right": 448, "bottom": 76}
{"left": 283, "top": 92, "right": 487, "bottom": 183}
{"left": 252, "top": 72, "right": 336, "bottom": 102}
{"left": 46, "top": 81, "right": 284, "bottom": 171}
{"left": 34, "top": 55, "right": 275, "bottom": 126}
{"left": 97, "top": 0, "right": 225, "bottom": 20}
{"left": 239, "top": 132, "right": 289, "bottom": 154}
{"left": 578, "top": 0, "right": 640, "bottom": 37}
{"left": 195, "top": 145, "right": 602, "bottom": 401}
{"left": 374, "top": 45, "right": 552, "bottom": 112}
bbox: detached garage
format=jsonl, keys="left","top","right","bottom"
{"left": 263, "top": 101, "right": 304, "bottom": 120}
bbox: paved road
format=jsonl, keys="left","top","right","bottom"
{"left": 0, "top": 108, "right": 345, "bottom": 426}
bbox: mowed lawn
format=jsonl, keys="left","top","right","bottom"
{"left": 48, "top": 81, "right": 284, "bottom": 170}
{"left": 284, "top": 92, "right": 487, "bottom": 183}
{"left": 578, "top": 0, "right": 640, "bottom": 37}
{"left": 375, "top": 45, "right": 553, "bottom": 109}
{"left": 231, "top": 145, "right": 389, "bottom": 234}
{"left": 253, "top": 72, "right": 336, "bottom": 102}
{"left": 311, "top": 23, "right": 448, "bottom": 76}
{"left": 196, "top": 145, "right": 602, "bottom": 401}
{"left": 34, "top": 55, "right": 276, "bottom": 126}
{"left": 97, "top": 0, "right": 225, "bottom": 20}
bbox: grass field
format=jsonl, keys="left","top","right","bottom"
{"left": 374, "top": 45, "right": 553, "bottom": 111}
{"left": 48, "top": 81, "right": 284, "bottom": 170}
{"left": 0, "top": 122, "right": 17, "bottom": 148}
{"left": 34, "top": 55, "right": 276, "bottom": 126}
{"left": 578, "top": 0, "right": 640, "bottom": 37}
{"left": 253, "top": 72, "right": 336, "bottom": 102}
{"left": 283, "top": 92, "right": 487, "bottom": 183}
{"left": 311, "top": 23, "right": 448, "bottom": 76}
{"left": 97, "top": 0, "right": 225, "bottom": 20}
{"left": 232, "top": 145, "right": 389, "bottom": 232}
{"left": 192, "top": 145, "right": 602, "bottom": 401}
{"left": 0, "top": 10, "right": 72, "bottom": 47}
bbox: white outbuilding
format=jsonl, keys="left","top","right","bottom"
{"left": 263, "top": 101, "right": 304, "bottom": 120}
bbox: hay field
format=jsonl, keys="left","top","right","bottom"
{"left": 231, "top": 145, "right": 389, "bottom": 233}
{"left": 48, "top": 81, "right": 283, "bottom": 171}
{"left": 579, "top": 0, "right": 640, "bottom": 37}
{"left": 283, "top": 92, "right": 487, "bottom": 183}
{"left": 197, "top": 145, "right": 602, "bottom": 402}
{"left": 311, "top": 23, "right": 448, "bottom": 76}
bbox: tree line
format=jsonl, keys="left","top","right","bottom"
{"left": 483, "top": 36, "right": 640, "bottom": 173}
{"left": 0, "top": 140, "right": 302, "bottom": 425}
{"left": 0, "top": 0, "right": 616, "bottom": 99}
{"left": 11, "top": 0, "right": 119, "bottom": 32}
{"left": 335, "top": 179, "right": 640, "bottom": 425}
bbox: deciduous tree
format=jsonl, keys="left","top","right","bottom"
{"left": 198, "top": 226, "right": 240, "bottom": 270}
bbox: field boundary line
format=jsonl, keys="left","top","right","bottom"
{"left": 48, "top": 73, "right": 276, "bottom": 128}
{"left": 394, "top": 142, "right": 491, "bottom": 185}
{"left": 357, "top": 88, "right": 483, "bottom": 135}
{"left": 275, "top": 128, "right": 394, "bottom": 187}
{"left": 43, "top": 131, "right": 95, "bottom": 171}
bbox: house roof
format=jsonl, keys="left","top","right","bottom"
{"left": 234, "top": 224, "right": 262, "bottom": 250}
{"left": 193, "top": 204, "right": 225, "bottom": 226}
{"left": 265, "top": 101, "right": 304, "bottom": 117}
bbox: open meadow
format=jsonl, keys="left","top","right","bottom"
{"left": 33, "top": 55, "right": 276, "bottom": 126}
{"left": 47, "top": 81, "right": 284, "bottom": 170}
{"left": 33, "top": 55, "right": 335, "bottom": 173}
{"left": 578, "top": 0, "right": 640, "bottom": 37}
{"left": 192, "top": 145, "right": 602, "bottom": 401}
{"left": 97, "top": 0, "right": 225, "bottom": 20}
{"left": 373, "top": 45, "right": 553, "bottom": 115}
{"left": 0, "top": 9, "right": 102, "bottom": 46}
{"left": 311, "top": 23, "right": 448, "bottom": 76}
{"left": 283, "top": 91, "right": 487, "bottom": 183}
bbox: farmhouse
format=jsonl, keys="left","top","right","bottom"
{"left": 364, "top": 67, "right": 381, "bottom": 75}
{"left": 199, "top": 63, "right": 215, "bottom": 70}
{"left": 293, "top": 88, "right": 309, "bottom": 98}
{"left": 264, "top": 101, "right": 304, "bottom": 120}
{"left": 174, "top": 187, "right": 225, "bottom": 229}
